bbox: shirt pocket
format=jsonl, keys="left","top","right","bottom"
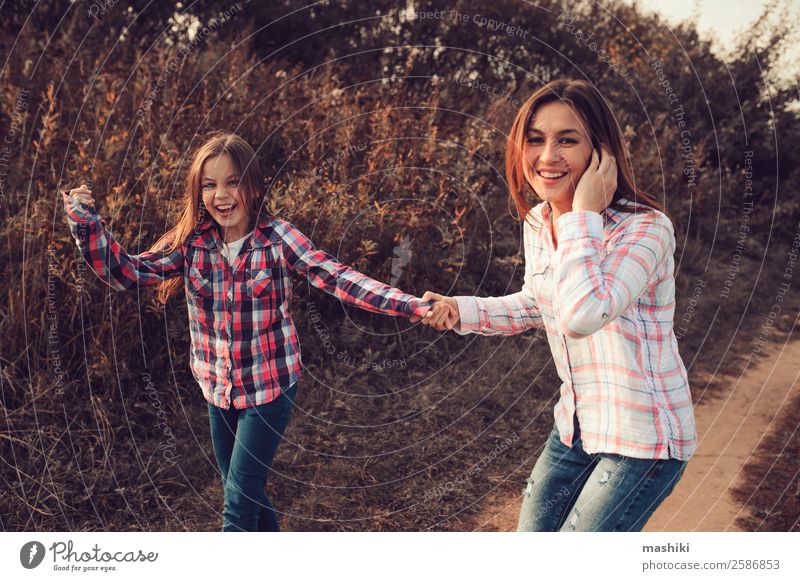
{"left": 245, "top": 267, "right": 273, "bottom": 298}
{"left": 188, "top": 266, "right": 213, "bottom": 299}
{"left": 530, "top": 263, "right": 549, "bottom": 277}
{"left": 526, "top": 263, "right": 550, "bottom": 304}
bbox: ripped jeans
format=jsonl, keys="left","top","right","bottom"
{"left": 517, "top": 416, "right": 688, "bottom": 532}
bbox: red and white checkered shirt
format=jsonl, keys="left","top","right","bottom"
{"left": 63, "top": 192, "right": 431, "bottom": 410}
{"left": 454, "top": 199, "right": 696, "bottom": 460}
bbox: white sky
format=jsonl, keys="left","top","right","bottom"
{"left": 635, "top": 0, "right": 799, "bottom": 84}
{"left": 636, "top": 0, "right": 798, "bottom": 55}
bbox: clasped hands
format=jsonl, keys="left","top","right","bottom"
{"left": 410, "top": 291, "right": 460, "bottom": 331}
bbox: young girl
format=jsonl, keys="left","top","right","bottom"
{"left": 62, "top": 132, "right": 432, "bottom": 532}
{"left": 415, "top": 79, "right": 697, "bottom": 531}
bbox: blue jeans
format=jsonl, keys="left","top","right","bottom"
{"left": 517, "top": 415, "right": 688, "bottom": 531}
{"left": 207, "top": 383, "right": 296, "bottom": 532}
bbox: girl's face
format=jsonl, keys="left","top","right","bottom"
{"left": 200, "top": 153, "right": 250, "bottom": 242}
{"left": 522, "top": 101, "right": 594, "bottom": 209}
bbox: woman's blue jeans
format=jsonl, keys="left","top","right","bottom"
{"left": 207, "top": 383, "right": 296, "bottom": 532}
{"left": 518, "top": 415, "right": 688, "bottom": 531}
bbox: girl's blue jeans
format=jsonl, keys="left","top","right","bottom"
{"left": 517, "top": 414, "right": 688, "bottom": 532}
{"left": 207, "top": 383, "right": 297, "bottom": 532}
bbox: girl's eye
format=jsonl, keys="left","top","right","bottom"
{"left": 228, "top": 181, "right": 238, "bottom": 186}
{"left": 559, "top": 138, "right": 578, "bottom": 145}
{"left": 526, "top": 136, "right": 544, "bottom": 144}
{"left": 203, "top": 183, "right": 215, "bottom": 189}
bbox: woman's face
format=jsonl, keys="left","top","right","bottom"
{"left": 200, "top": 153, "right": 250, "bottom": 241}
{"left": 522, "top": 101, "right": 594, "bottom": 209}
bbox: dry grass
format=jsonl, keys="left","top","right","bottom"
{"left": 2, "top": 5, "right": 799, "bottom": 531}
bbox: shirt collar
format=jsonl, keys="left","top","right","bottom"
{"left": 191, "top": 214, "right": 273, "bottom": 249}
{"left": 540, "top": 197, "right": 629, "bottom": 225}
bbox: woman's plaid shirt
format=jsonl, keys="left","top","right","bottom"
{"left": 454, "top": 200, "right": 696, "bottom": 460}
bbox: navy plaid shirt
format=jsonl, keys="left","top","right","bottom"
{"left": 63, "top": 192, "right": 430, "bottom": 409}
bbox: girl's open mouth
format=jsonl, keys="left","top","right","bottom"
{"left": 215, "top": 203, "right": 237, "bottom": 217}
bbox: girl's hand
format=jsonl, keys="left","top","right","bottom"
{"left": 409, "top": 290, "right": 459, "bottom": 331}
{"left": 572, "top": 146, "right": 617, "bottom": 214}
{"left": 66, "top": 184, "right": 96, "bottom": 209}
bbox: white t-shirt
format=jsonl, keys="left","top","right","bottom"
{"left": 221, "top": 233, "right": 249, "bottom": 265}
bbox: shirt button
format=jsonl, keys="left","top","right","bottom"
{"left": 601, "top": 313, "right": 609, "bottom": 318}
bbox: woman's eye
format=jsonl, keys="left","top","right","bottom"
{"left": 203, "top": 183, "right": 214, "bottom": 189}
{"left": 228, "top": 181, "right": 238, "bottom": 186}
{"left": 559, "top": 138, "right": 578, "bottom": 145}
{"left": 526, "top": 137, "right": 544, "bottom": 144}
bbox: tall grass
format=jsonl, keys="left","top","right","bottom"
{"left": 2, "top": 3, "right": 798, "bottom": 530}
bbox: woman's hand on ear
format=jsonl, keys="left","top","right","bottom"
{"left": 573, "top": 146, "right": 617, "bottom": 214}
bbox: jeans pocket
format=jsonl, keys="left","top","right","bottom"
{"left": 661, "top": 460, "right": 688, "bottom": 496}
{"left": 278, "top": 383, "right": 297, "bottom": 417}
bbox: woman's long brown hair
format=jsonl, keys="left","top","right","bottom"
{"left": 505, "top": 79, "right": 672, "bottom": 229}
{"left": 151, "top": 132, "right": 265, "bottom": 304}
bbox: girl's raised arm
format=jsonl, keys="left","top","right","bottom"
{"left": 62, "top": 187, "right": 184, "bottom": 292}
{"left": 276, "top": 219, "right": 431, "bottom": 319}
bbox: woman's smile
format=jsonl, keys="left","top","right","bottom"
{"left": 534, "top": 167, "right": 570, "bottom": 185}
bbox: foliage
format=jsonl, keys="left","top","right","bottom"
{"left": 1, "top": 0, "right": 798, "bottom": 531}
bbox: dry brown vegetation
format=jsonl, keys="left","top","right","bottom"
{"left": 1, "top": 0, "right": 798, "bottom": 531}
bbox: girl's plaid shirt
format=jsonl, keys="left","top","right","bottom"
{"left": 63, "top": 192, "right": 431, "bottom": 410}
{"left": 453, "top": 199, "right": 697, "bottom": 461}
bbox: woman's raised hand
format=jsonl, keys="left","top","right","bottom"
{"left": 409, "top": 290, "right": 460, "bottom": 331}
{"left": 573, "top": 146, "right": 617, "bottom": 214}
{"left": 66, "top": 184, "right": 96, "bottom": 209}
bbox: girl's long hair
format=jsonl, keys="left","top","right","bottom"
{"left": 505, "top": 79, "right": 672, "bottom": 228}
{"left": 152, "top": 132, "right": 265, "bottom": 304}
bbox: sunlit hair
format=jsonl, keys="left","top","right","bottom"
{"left": 152, "top": 132, "right": 265, "bottom": 304}
{"left": 505, "top": 79, "right": 672, "bottom": 228}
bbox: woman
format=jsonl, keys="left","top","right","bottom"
{"left": 414, "top": 79, "right": 696, "bottom": 531}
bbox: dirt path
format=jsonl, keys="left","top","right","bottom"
{"left": 466, "top": 337, "right": 800, "bottom": 532}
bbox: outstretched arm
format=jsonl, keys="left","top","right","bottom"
{"left": 416, "top": 223, "right": 544, "bottom": 335}
{"left": 278, "top": 219, "right": 431, "bottom": 319}
{"left": 451, "top": 281, "right": 543, "bottom": 336}
{"left": 62, "top": 185, "right": 184, "bottom": 292}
